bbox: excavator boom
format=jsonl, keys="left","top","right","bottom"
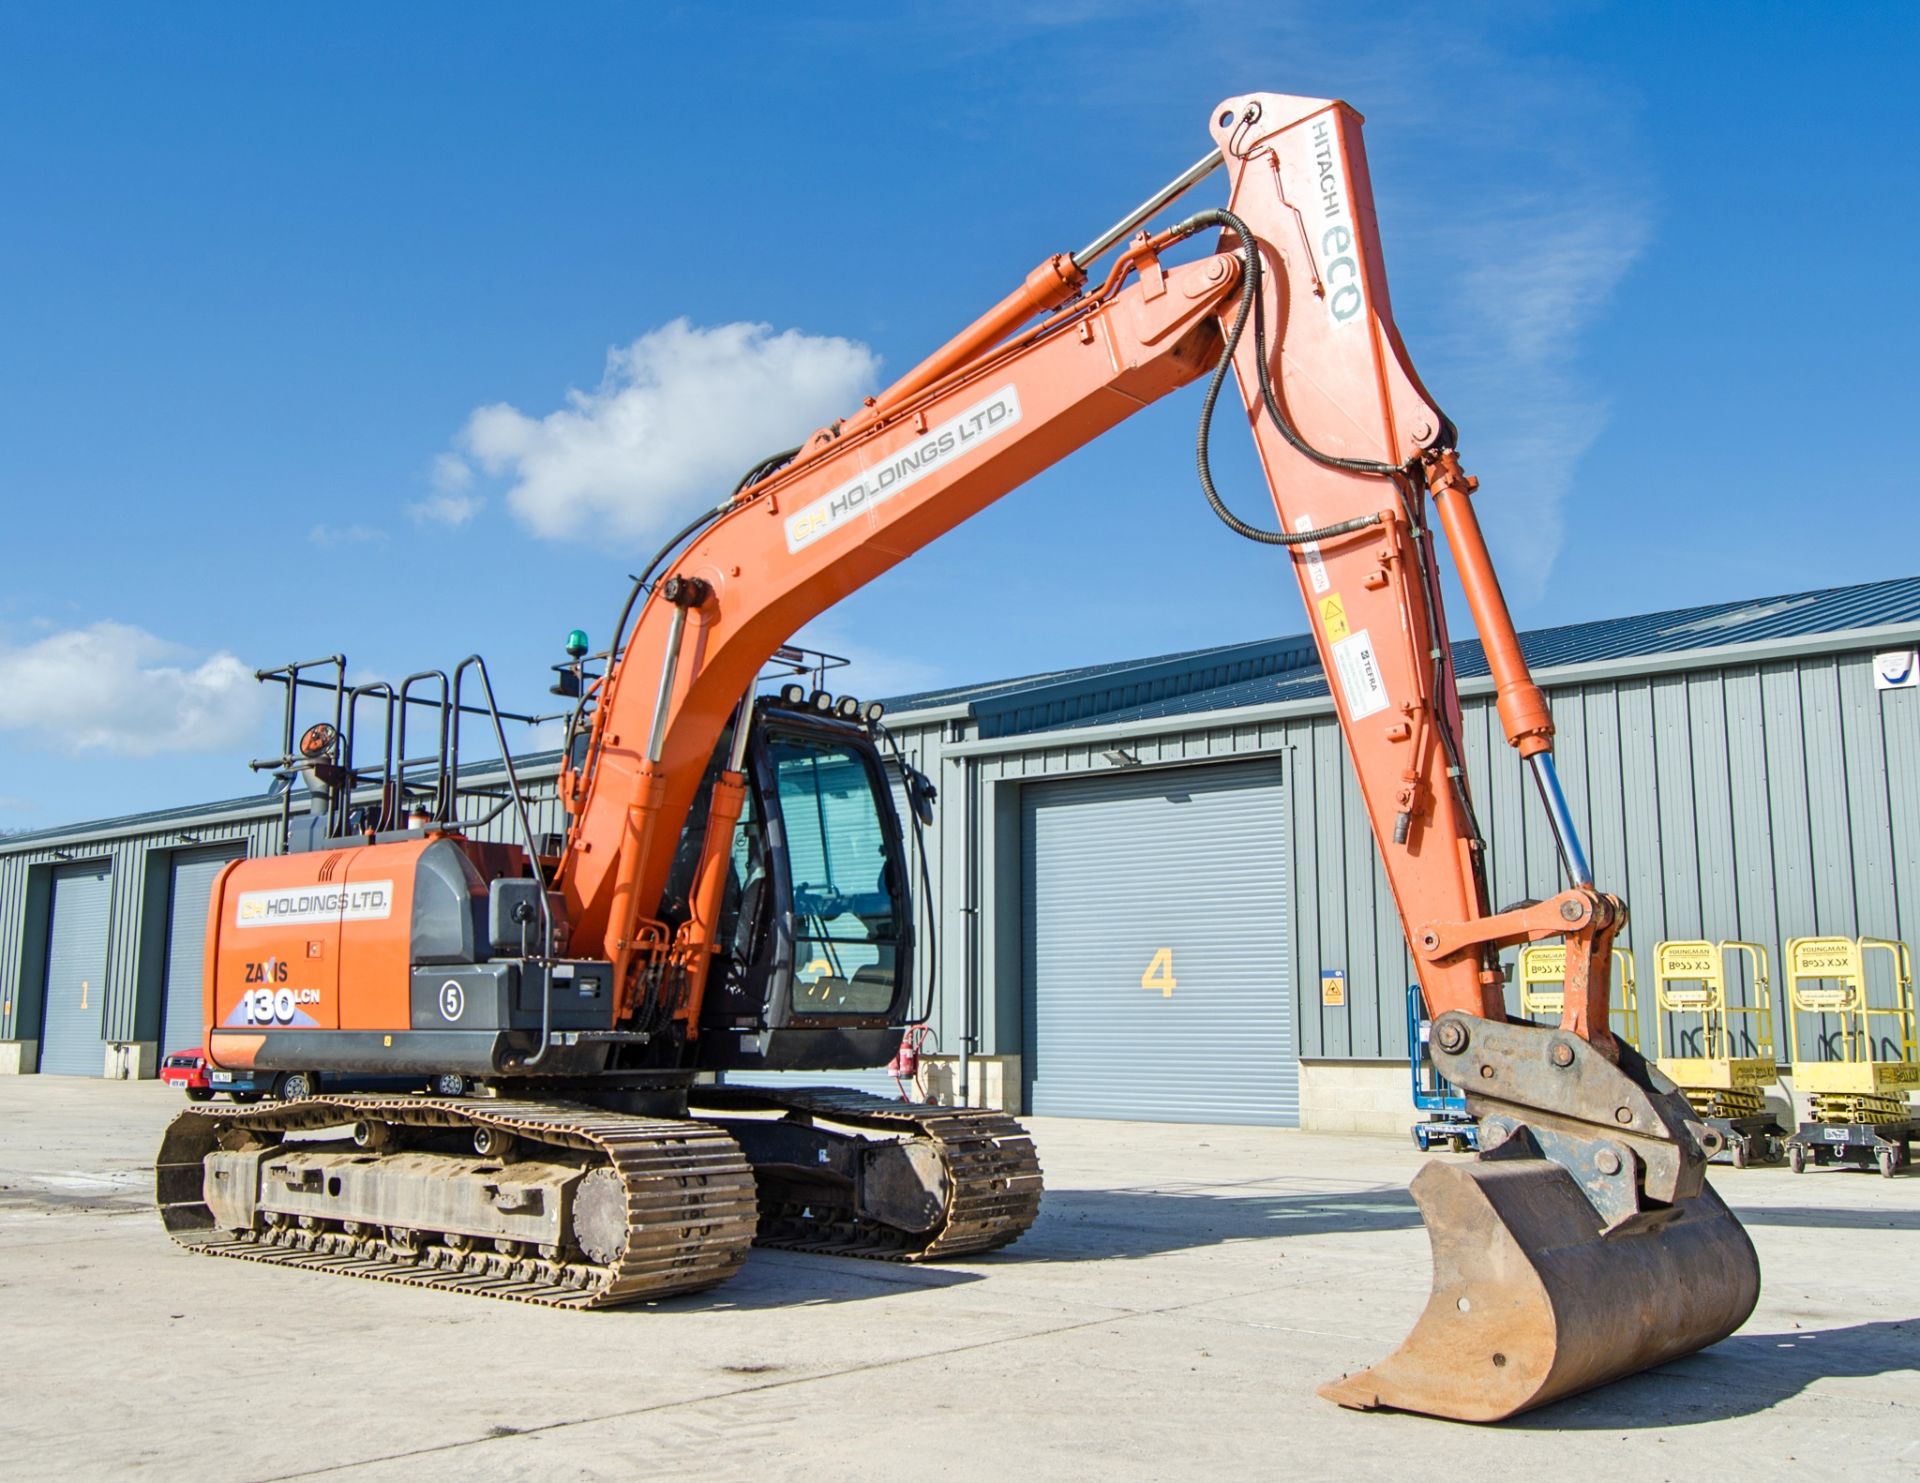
{"left": 559, "top": 92, "right": 1758, "bottom": 1419}
{"left": 162, "top": 91, "right": 1759, "bottom": 1422}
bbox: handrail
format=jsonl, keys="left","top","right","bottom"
{"left": 452, "top": 655, "right": 556, "bottom": 1067}
{"left": 1653, "top": 939, "right": 1774, "bottom": 1064}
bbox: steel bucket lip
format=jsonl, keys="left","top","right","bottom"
{"left": 1320, "top": 1156, "right": 1761, "bottom": 1423}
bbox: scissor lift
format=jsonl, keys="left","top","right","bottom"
{"left": 1406, "top": 984, "right": 1478, "bottom": 1152}
{"left": 1654, "top": 940, "right": 1786, "bottom": 1167}
{"left": 1782, "top": 935, "right": 1920, "bottom": 1177}
{"left": 1516, "top": 943, "right": 1641, "bottom": 1049}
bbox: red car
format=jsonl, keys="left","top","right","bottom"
{"left": 158, "top": 1045, "right": 470, "bottom": 1102}
{"left": 159, "top": 1047, "right": 216, "bottom": 1101}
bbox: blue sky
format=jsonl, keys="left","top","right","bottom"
{"left": 1, "top": 2, "right": 1915, "bottom": 830}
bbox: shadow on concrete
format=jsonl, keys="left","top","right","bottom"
{"left": 999, "top": 1184, "right": 1423, "bottom": 1262}
{"left": 641, "top": 1249, "right": 987, "bottom": 1314}
{"left": 1733, "top": 1202, "right": 1920, "bottom": 1232}
{"left": 1509, "top": 1318, "right": 1920, "bottom": 1430}
{"left": 624, "top": 1185, "right": 1424, "bottom": 1310}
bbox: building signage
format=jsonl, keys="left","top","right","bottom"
{"left": 784, "top": 385, "right": 1023, "bottom": 553}
{"left": 1321, "top": 969, "right": 1346, "bottom": 1007}
{"left": 235, "top": 881, "right": 394, "bottom": 928}
{"left": 1874, "top": 649, "right": 1918, "bottom": 691}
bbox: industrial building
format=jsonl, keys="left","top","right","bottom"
{"left": 5, "top": 574, "right": 1918, "bottom": 1134}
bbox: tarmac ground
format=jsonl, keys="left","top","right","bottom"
{"left": 1, "top": 1078, "right": 1915, "bottom": 1481}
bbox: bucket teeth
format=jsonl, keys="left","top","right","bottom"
{"left": 1319, "top": 1155, "right": 1760, "bottom": 1422}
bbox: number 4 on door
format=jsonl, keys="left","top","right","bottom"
{"left": 1141, "top": 948, "right": 1176, "bottom": 998}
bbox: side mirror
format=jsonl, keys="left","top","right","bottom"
{"left": 906, "top": 766, "right": 937, "bottom": 827}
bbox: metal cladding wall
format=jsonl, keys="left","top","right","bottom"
{"left": 0, "top": 809, "right": 281, "bottom": 1054}
{"left": 39, "top": 862, "right": 113, "bottom": 1075}
{"left": 160, "top": 848, "right": 244, "bottom": 1056}
{"left": 0, "top": 771, "right": 563, "bottom": 1069}
{"left": 894, "top": 639, "right": 1920, "bottom": 1080}
{"left": 1020, "top": 760, "right": 1293, "bottom": 1123}
{"left": 5, "top": 631, "right": 1918, "bottom": 1090}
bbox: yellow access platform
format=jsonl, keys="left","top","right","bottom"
{"left": 1782, "top": 935, "right": 1919, "bottom": 1177}
{"left": 1653, "top": 940, "right": 1785, "bottom": 1167}
{"left": 1516, "top": 943, "right": 1640, "bottom": 1049}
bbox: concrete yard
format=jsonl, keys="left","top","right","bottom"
{"left": 1, "top": 1080, "right": 1914, "bottom": 1482}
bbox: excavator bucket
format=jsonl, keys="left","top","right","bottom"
{"left": 1320, "top": 1155, "right": 1760, "bottom": 1422}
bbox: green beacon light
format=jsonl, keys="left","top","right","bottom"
{"left": 565, "top": 629, "right": 589, "bottom": 660}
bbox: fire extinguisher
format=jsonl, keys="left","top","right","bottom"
{"left": 888, "top": 1026, "right": 933, "bottom": 1100}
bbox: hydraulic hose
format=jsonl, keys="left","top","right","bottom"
{"left": 573, "top": 437, "right": 802, "bottom": 772}
{"left": 1170, "top": 206, "right": 1488, "bottom": 866}
{"left": 1170, "top": 207, "right": 1385, "bottom": 547}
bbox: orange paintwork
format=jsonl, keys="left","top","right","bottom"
{"left": 667, "top": 768, "right": 749, "bottom": 1036}
{"left": 204, "top": 838, "right": 431, "bottom": 1063}
{"left": 1424, "top": 450, "right": 1553, "bottom": 756}
{"left": 548, "top": 93, "right": 1615, "bottom": 1045}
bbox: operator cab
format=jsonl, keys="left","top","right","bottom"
{"left": 668, "top": 694, "right": 919, "bottom": 1074}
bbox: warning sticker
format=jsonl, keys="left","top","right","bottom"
{"left": 1295, "top": 515, "right": 1330, "bottom": 593}
{"left": 1331, "top": 629, "right": 1390, "bottom": 719}
{"left": 1318, "top": 592, "right": 1350, "bottom": 642}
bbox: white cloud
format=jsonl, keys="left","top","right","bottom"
{"left": 1431, "top": 196, "right": 1651, "bottom": 599}
{"left": 410, "top": 452, "right": 482, "bottom": 526}
{"left": 432, "top": 451, "right": 473, "bottom": 491}
{"left": 1455, "top": 200, "right": 1648, "bottom": 369}
{"left": 410, "top": 489, "right": 481, "bottom": 527}
{"left": 453, "top": 319, "right": 879, "bottom": 544}
{"left": 0, "top": 622, "right": 268, "bottom": 756}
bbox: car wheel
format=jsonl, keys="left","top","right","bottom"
{"left": 278, "top": 1071, "right": 319, "bottom": 1101}
{"left": 431, "top": 1073, "right": 469, "bottom": 1098}
{"left": 185, "top": 1087, "right": 213, "bottom": 1103}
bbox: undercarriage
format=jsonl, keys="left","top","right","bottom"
{"left": 156, "top": 1085, "right": 1042, "bottom": 1307}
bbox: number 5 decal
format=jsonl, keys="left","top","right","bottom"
{"left": 1141, "top": 948, "right": 1177, "bottom": 998}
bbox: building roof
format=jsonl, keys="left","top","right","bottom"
{"left": 8, "top": 576, "right": 1917, "bottom": 850}
{"left": 883, "top": 574, "right": 1920, "bottom": 739}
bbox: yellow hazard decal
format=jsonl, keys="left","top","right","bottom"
{"left": 1319, "top": 592, "right": 1350, "bottom": 642}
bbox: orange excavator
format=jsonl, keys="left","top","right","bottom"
{"left": 156, "top": 92, "right": 1760, "bottom": 1422}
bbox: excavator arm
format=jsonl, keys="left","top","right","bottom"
{"left": 557, "top": 92, "right": 1759, "bottom": 1420}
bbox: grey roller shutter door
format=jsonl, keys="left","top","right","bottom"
{"left": 41, "top": 862, "right": 112, "bottom": 1076}
{"left": 162, "top": 849, "right": 241, "bottom": 1057}
{"left": 1022, "top": 759, "right": 1295, "bottom": 1124}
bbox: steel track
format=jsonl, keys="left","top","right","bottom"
{"left": 688, "top": 1085, "right": 1044, "bottom": 1260}
{"left": 156, "top": 1096, "right": 759, "bottom": 1308}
